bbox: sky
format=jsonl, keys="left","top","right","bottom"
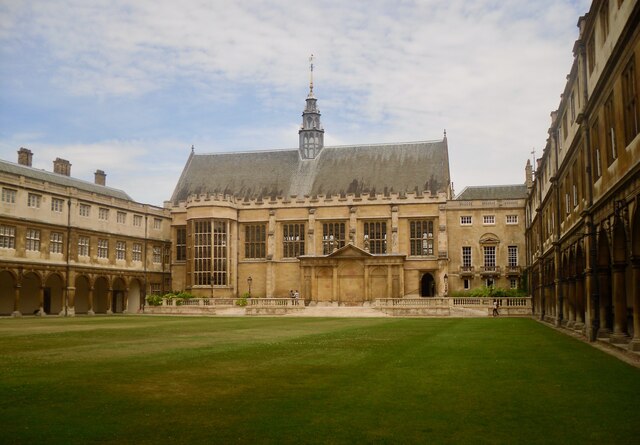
{"left": 0, "top": 0, "right": 592, "bottom": 206}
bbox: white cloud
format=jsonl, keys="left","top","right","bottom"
{"left": 0, "top": 0, "right": 594, "bottom": 201}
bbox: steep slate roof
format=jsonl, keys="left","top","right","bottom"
{"left": 455, "top": 184, "right": 528, "bottom": 201}
{"left": 0, "top": 159, "right": 132, "bottom": 200}
{"left": 171, "top": 139, "right": 450, "bottom": 203}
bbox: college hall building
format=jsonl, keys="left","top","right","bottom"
{"left": 0, "top": 81, "right": 528, "bottom": 314}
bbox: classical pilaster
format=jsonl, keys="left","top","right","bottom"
{"left": 609, "top": 263, "right": 630, "bottom": 344}
{"left": 566, "top": 278, "right": 576, "bottom": 328}
{"left": 106, "top": 288, "right": 113, "bottom": 315}
{"left": 11, "top": 284, "right": 21, "bottom": 317}
{"left": 554, "top": 278, "right": 563, "bottom": 327}
{"left": 66, "top": 286, "right": 76, "bottom": 317}
{"left": 597, "top": 268, "right": 611, "bottom": 338}
{"left": 574, "top": 273, "right": 585, "bottom": 332}
{"left": 87, "top": 287, "right": 95, "bottom": 315}
{"left": 37, "top": 286, "right": 45, "bottom": 316}
{"left": 391, "top": 206, "right": 399, "bottom": 254}
{"left": 308, "top": 208, "right": 316, "bottom": 256}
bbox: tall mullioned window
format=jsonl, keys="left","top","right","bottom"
{"left": 79, "top": 204, "right": 90, "bottom": 217}
{"left": 483, "top": 246, "right": 496, "bottom": 269}
{"left": 245, "top": 224, "right": 266, "bottom": 259}
{"left": 78, "top": 236, "right": 90, "bottom": 257}
{"left": 176, "top": 227, "right": 187, "bottom": 261}
{"left": 116, "top": 241, "right": 126, "bottom": 260}
{"left": 409, "top": 220, "right": 434, "bottom": 256}
{"left": 364, "top": 221, "right": 387, "bottom": 254}
{"left": 194, "top": 220, "right": 211, "bottom": 285}
{"left": 508, "top": 246, "right": 518, "bottom": 267}
{"left": 604, "top": 93, "right": 617, "bottom": 165}
{"left": 193, "top": 220, "right": 228, "bottom": 286}
{"left": 1, "top": 188, "right": 16, "bottom": 204}
{"left": 152, "top": 246, "right": 162, "bottom": 263}
{"left": 27, "top": 193, "right": 41, "bottom": 208}
{"left": 462, "top": 246, "right": 472, "bottom": 268}
{"left": 26, "top": 228, "right": 40, "bottom": 251}
{"left": 591, "top": 119, "right": 602, "bottom": 180}
{"left": 283, "top": 223, "right": 305, "bottom": 258}
{"left": 50, "top": 232, "right": 63, "bottom": 254}
{"left": 97, "top": 239, "right": 108, "bottom": 258}
{"left": 622, "top": 57, "right": 638, "bottom": 145}
{"left": 0, "top": 225, "right": 16, "bottom": 249}
{"left": 51, "top": 198, "right": 64, "bottom": 213}
{"left": 132, "top": 243, "right": 142, "bottom": 262}
{"left": 322, "top": 222, "right": 345, "bottom": 254}
{"left": 212, "top": 221, "right": 228, "bottom": 285}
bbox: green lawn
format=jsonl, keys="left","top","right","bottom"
{"left": 0, "top": 316, "right": 639, "bottom": 445}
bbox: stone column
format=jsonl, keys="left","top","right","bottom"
{"left": 609, "top": 263, "right": 629, "bottom": 344}
{"left": 106, "top": 288, "right": 114, "bottom": 315}
{"left": 12, "top": 284, "right": 21, "bottom": 317}
{"left": 37, "top": 286, "right": 45, "bottom": 316}
{"left": 597, "top": 268, "right": 611, "bottom": 338}
{"left": 267, "top": 210, "right": 276, "bottom": 298}
{"left": 364, "top": 264, "right": 370, "bottom": 302}
{"left": 122, "top": 289, "right": 129, "bottom": 314}
{"left": 87, "top": 287, "right": 95, "bottom": 316}
{"left": 387, "top": 265, "right": 393, "bottom": 298}
{"left": 574, "top": 273, "right": 585, "bottom": 332}
{"left": 332, "top": 266, "right": 338, "bottom": 303}
{"left": 67, "top": 286, "right": 76, "bottom": 317}
{"left": 554, "top": 278, "right": 563, "bottom": 327}
{"left": 629, "top": 258, "right": 640, "bottom": 351}
{"left": 566, "top": 278, "right": 576, "bottom": 328}
{"left": 391, "top": 206, "right": 399, "bottom": 254}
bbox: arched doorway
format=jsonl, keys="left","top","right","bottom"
{"left": 0, "top": 270, "right": 17, "bottom": 315}
{"left": 128, "top": 279, "right": 142, "bottom": 313}
{"left": 94, "top": 276, "right": 109, "bottom": 314}
{"left": 44, "top": 273, "right": 65, "bottom": 315}
{"left": 420, "top": 273, "right": 435, "bottom": 297}
{"left": 74, "top": 275, "right": 91, "bottom": 314}
{"left": 20, "top": 272, "right": 42, "bottom": 315}
{"left": 112, "top": 277, "right": 126, "bottom": 314}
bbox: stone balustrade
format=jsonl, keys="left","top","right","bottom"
{"left": 144, "top": 296, "right": 532, "bottom": 316}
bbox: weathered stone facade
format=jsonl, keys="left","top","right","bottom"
{"left": 525, "top": 0, "right": 640, "bottom": 350}
{"left": 0, "top": 151, "right": 171, "bottom": 316}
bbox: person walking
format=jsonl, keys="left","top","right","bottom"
{"left": 492, "top": 300, "right": 499, "bottom": 317}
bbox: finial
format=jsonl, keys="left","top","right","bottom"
{"left": 191, "top": 144, "right": 195, "bottom": 154}
{"left": 443, "top": 129, "right": 447, "bottom": 139}
{"left": 309, "top": 54, "right": 314, "bottom": 96}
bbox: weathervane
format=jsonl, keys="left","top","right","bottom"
{"left": 309, "top": 54, "right": 314, "bottom": 95}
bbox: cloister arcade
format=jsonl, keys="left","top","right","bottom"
{"left": 533, "top": 201, "right": 640, "bottom": 350}
{"left": 0, "top": 269, "right": 144, "bottom": 316}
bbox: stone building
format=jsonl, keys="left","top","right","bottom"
{"left": 0, "top": 149, "right": 171, "bottom": 316}
{"left": 168, "top": 82, "right": 456, "bottom": 303}
{"left": 525, "top": 0, "right": 640, "bottom": 350}
{"left": 447, "top": 185, "right": 527, "bottom": 294}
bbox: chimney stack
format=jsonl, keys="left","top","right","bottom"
{"left": 53, "top": 158, "right": 71, "bottom": 176}
{"left": 17, "top": 147, "right": 33, "bottom": 167}
{"left": 94, "top": 169, "right": 106, "bottom": 186}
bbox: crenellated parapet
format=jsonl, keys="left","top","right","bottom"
{"left": 172, "top": 189, "right": 449, "bottom": 212}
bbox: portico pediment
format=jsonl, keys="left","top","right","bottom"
{"left": 326, "top": 243, "right": 373, "bottom": 258}
{"left": 479, "top": 233, "right": 500, "bottom": 244}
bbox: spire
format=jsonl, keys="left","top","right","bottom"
{"left": 309, "top": 54, "right": 314, "bottom": 97}
{"left": 299, "top": 54, "right": 324, "bottom": 159}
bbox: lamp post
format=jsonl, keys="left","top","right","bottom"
{"left": 247, "top": 276, "right": 253, "bottom": 298}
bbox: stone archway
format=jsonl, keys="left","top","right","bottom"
{"left": 112, "top": 277, "right": 127, "bottom": 314}
{"left": 597, "top": 227, "right": 612, "bottom": 337}
{"left": 74, "top": 275, "right": 91, "bottom": 315}
{"left": 610, "top": 217, "right": 629, "bottom": 343}
{"left": 94, "top": 276, "right": 110, "bottom": 314}
{"left": 20, "top": 272, "right": 42, "bottom": 315}
{"left": 44, "top": 273, "right": 65, "bottom": 315}
{"left": 420, "top": 273, "right": 435, "bottom": 297}
{"left": 128, "top": 278, "right": 143, "bottom": 313}
{"left": 0, "top": 270, "right": 17, "bottom": 315}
